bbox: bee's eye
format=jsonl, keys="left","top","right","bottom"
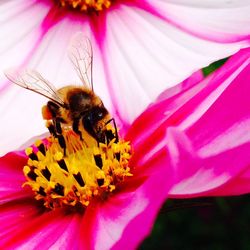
{"left": 98, "top": 111, "right": 103, "bottom": 118}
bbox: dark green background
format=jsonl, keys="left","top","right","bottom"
{"left": 140, "top": 59, "right": 250, "bottom": 250}
{"left": 141, "top": 196, "right": 250, "bottom": 250}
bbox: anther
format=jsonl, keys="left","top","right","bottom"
{"left": 115, "top": 152, "right": 121, "bottom": 161}
{"left": 27, "top": 170, "right": 38, "bottom": 181}
{"left": 57, "top": 159, "right": 68, "bottom": 172}
{"left": 73, "top": 172, "right": 85, "bottom": 187}
{"left": 29, "top": 152, "right": 38, "bottom": 161}
{"left": 94, "top": 154, "right": 103, "bottom": 169}
{"left": 53, "top": 183, "right": 64, "bottom": 196}
{"left": 38, "top": 143, "right": 46, "bottom": 156}
{"left": 97, "top": 178, "right": 104, "bottom": 187}
{"left": 37, "top": 187, "right": 46, "bottom": 197}
{"left": 57, "top": 0, "right": 113, "bottom": 13}
{"left": 41, "top": 167, "right": 51, "bottom": 181}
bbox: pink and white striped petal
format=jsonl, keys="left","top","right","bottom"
{"left": 102, "top": 4, "right": 249, "bottom": 124}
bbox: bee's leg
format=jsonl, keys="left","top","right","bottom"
{"left": 72, "top": 118, "right": 83, "bottom": 141}
{"left": 47, "top": 121, "right": 57, "bottom": 137}
{"left": 58, "top": 135, "right": 66, "bottom": 156}
{"left": 55, "top": 118, "right": 62, "bottom": 135}
{"left": 105, "top": 118, "right": 119, "bottom": 143}
{"left": 47, "top": 101, "right": 60, "bottom": 117}
{"left": 54, "top": 118, "right": 66, "bottom": 156}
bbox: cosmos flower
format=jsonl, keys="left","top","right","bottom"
{"left": 1, "top": 0, "right": 250, "bottom": 154}
{"left": 1, "top": 47, "right": 250, "bottom": 249}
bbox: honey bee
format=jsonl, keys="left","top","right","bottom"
{"left": 5, "top": 33, "right": 118, "bottom": 152}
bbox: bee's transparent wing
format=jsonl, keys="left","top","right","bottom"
{"left": 68, "top": 32, "right": 93, "bottom": 90}
{"left": 5, "top": 68, "right": 65, "bottom": 107}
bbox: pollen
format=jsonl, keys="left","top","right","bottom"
{"left": 56, "top": 0, "right": 113, "bottom": 12}
{"left": 23, "top": 125, "right": 132, "bottom": 209}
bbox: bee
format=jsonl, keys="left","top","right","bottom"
{"left": 5, "top": 33, "right": 118, "bottom": 152}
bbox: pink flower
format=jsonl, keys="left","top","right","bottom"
{"left": 1, "top": 0, "right": 250, "bottom": 154}
{"left": 1, "top": 48, "right": 250, "bottom": 249}
{"left": 0, "top": 149, "right": 174, "bottom": 249}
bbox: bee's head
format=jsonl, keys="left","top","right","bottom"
{"left": 82, "top": 105, "right": 109, "bottom": 143}
{"left": 85, "top": 105, "right": 109, "bottom": 124}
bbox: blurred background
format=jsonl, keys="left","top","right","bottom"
{"left": 141, "top": 195, "right": 250, "bottom": 250}
{"left": 140, "top": 59, "right": 250, "bottom": 250}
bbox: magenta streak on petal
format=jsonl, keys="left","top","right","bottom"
{"left": 123, "top": 0, "right": 250, "bottom": 43}
{"left": 40, "top": 6, "right": 65, "bottom": 33}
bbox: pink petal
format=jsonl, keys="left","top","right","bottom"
{"left": 207, "top": 167, "right": 250, "bottom": 196}
{"left": 79, "top": 149, "right": 174, "bottom": 250}
{"left": 0, "top": 151, "right": 32, "bottom": 203}
{"left": 166, "top": 128, "right": 250, "bottom": 197}
{"left": 171, "top": 49, "right": 250, "bottom": 196}
{"left": 0, "top": 207, "right": 81, "bottom": 249}
{"left": 148, "top": 0, "right": 250, "bottom": 42}
{"left": 127, "top": 48, "right": 250, "bottom": 197}
{"left": 0, "top": 200, "right": 42, "bottom": 243}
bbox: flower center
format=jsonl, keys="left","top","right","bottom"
{"left": 56, "top": 0, "right": 113, "bottom": 12}
{"left": 23, "top": 124, "right": 132, "bottom": 209}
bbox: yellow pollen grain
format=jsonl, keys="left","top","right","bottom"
{"left": 25, "top": 147, "right": 33, "bottom": 155}
{"left": 57, "top": 0, "right": 113, "bottom": 12}
{"left": 23, "top": 127, "right": 132, "bottom": 210}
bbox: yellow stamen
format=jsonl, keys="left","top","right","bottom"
{"left": 56, "top": 0, "right": 113, "bottom": 13}
{"left": 23, "top": 125, "right": 132, "bottom": 210}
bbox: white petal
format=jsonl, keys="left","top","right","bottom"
{"left": 150, "top": 0, "right": 250, "bottom": 42}
{"left": 103, "top": 5, "right": 249, "bottom": 123}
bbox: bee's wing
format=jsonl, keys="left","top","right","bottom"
{"left": 5, "top": 68, "right": 66, "bottom": 107}
{"left": 68, "top": 32, "right": 93, "bottom": 91}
